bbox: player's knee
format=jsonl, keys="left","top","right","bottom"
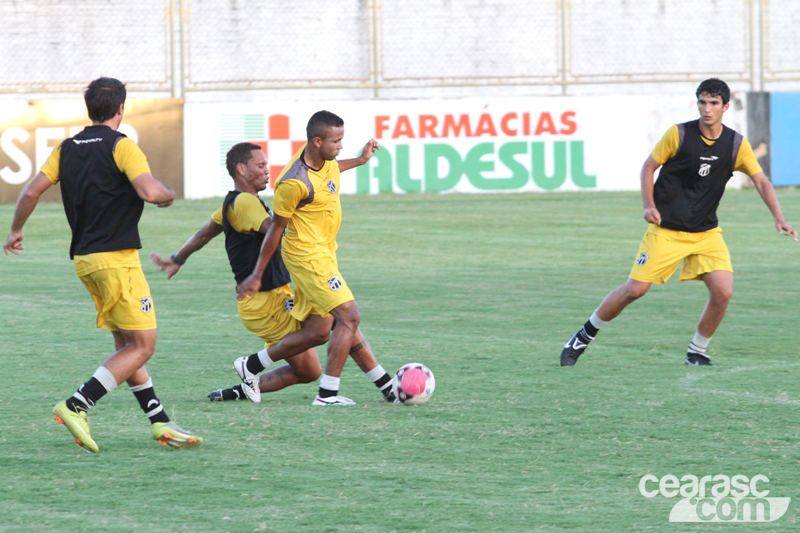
{"left": 135, "top": 342, "right": 156, "bottom": 361}
{"left": 618, "top": 283, "right": 648, "bottom": 302}
{"left": 297, "top": 363, "right": 322, "bottom": 383}
{"left": 306, "top": 328, "right": 330, "bottom": 346}
{"left": 121, "top": 331, "right": 157, "bottom": 361}
{"left": 712, "top": 285, "right": 733, "bottom": 303}
{"left": 626, "top": 286, "right": 649, "bottom": 300}
{"left": 338, "top": 309, "right": 360, "bottom": 332}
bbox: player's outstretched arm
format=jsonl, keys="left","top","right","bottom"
{"left": 750, "top": 172, "right": 798, "bottom": 241}
{"left": 4, "top": 172, "right": 53, "bottom": 256}
{"left": 337, "top": 139, "right": 380, "bottom": 172}
{"left": 151, "top": 219, "right": 223, "bottom": 279}
{"left": 235, "top": 214, "right": 290, "bottom": 300}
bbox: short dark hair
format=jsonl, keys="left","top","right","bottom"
{"left": 226, "top": 142, "right": 262, "bottom": 178}
{"left": 84, "top": 77, "right": 126, "bottom": 122}
{"left": 306, "top": 110, "right": 344, "bottom": 141}
{"left": 696, "top": 78, "right": 730, "bottom": 105}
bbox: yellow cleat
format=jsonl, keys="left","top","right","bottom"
{"left": 151, "top": 422, "right": 203, "bottom": 449}
{"left": 53, "top": 400, "right": 99, "bottom": 453}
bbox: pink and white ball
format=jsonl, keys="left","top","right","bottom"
{"left": 392, "top": 363, "right": 435, "bottom": 406}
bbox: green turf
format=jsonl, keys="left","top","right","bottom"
{"left": 1, "top": 189, "right": 798, "bottom": 532}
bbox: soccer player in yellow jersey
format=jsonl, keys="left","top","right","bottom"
{"left": 236, "top": 111, "right": 397, "bottom": 405}
{"left": 3, "top": 77, "right": 202, "bottom": 452}
{"left": 560, "top": 78, "right": 797, "bottom": 367}
{"left": 152, "top": 142, "right": 396, "bottom": 403}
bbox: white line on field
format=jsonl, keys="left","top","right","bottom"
{"left": 678, "top": 363, "right": 800, "bottom": 406}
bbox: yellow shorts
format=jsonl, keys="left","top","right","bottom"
{"left": 282, "top": 252, "right": 355, "bottom": 321}
{"left": 79, "top": 266, "right": 157, "bottom": 331}
{"left": 237, "top": 284, "right": 302, "bottom": 347}
{"left": 629, "top": 224, "right": 733, "bottom": 284}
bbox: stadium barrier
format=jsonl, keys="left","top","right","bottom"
{"left": 0, "top": 100, "right": 183, "bottom": 204}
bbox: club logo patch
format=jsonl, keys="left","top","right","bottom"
{"left": 327, "top": 179, "right": 337, "bottom": 194}
{"left": 140, "top": 297, "right": 152, "bottom": 313}
{"left": 283, "top": 298, "right": 294, "bottom": 312}
{"left": 698, "top": 163, "right": 711, "bottom": 177}
{"left": 637, "top": 253, "right": 649, "bottom": 266}
{"left": 327, "top": 276, "right": 342, "bottom": 290}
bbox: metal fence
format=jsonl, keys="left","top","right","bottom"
{"left": 1, "top": 0, "right": 798, "bottom": 96}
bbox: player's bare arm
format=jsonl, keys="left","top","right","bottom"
{"left": 640, "top": 155, "right": 662, "bottom": 225}
{"left": 337, "top": 139, "right": 380, "bottom": 172}
{"left": 3, "top": 172, "right": 53, "bottom": 255}
{"left": 151, "top": 219, "right": 224, "bottom": 279}
{"left": 750, "top": 172, "right": 798, "bottom": 241}
{"left": 235, "top": 213, "right": 290, "bottom": 300}
{"left": 131, "top": 172, "right": 175, "bottom": 207}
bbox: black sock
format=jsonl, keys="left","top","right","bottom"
{"left": 65, "top": 377, "right": 108, "bottom": 413}
{"left": 374, "top": 373, "right": 395, "bottom": 400}
{"left": 245, "top": 353, "right": 265, "bottom": 375}
{"left": 223, "top": 385, "right": 246, "bottom": 401}
{"left": 131, "top": 384, "right": 170, "bottom": 424}
{"left": 318, "top": 387, "right": 337, "bottom": 398}
{"left": 577, "top": 321, "right": 598, "bottom": 344}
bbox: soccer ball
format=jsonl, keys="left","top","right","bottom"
{"left": 392, "top": 363, "right": 435, "bottom": 406}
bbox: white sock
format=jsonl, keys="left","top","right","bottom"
{"left": 319, "top": 374, "right": 340, "bottom": 392}
{"left": 689, "top": 332, "right": 712, "bottom": 354}
{"left": 365, "top": 364, "right": 387, "bottom": 382}
{"left": 128, "top": 377, "right": 153, "bottom": 392}
{"left": 589, "top": 311, "right": 609, "bottom": 330}
{"left": 257, "top": 348, "right": 275, "bottom": 369}
{"left": 93, "top": 366, "right": 119, "bottom": 393}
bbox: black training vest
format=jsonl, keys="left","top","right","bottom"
{"left": 654, "top": 120, "right": 742, "bottom": 232}
{"left": 58, "top": 125, "right": 144, "bottom": 258}
{"left": 221, "top": 191, "right": 291, "bottom": 291}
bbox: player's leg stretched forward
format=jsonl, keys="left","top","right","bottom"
{"left": 559, "top": 278, "right": 651, "bottom": 366}
{"left": 211, "top": 347, "right": 321, "bottom": 401}
{"left": 231, "top": 313, "right": 333, "bottom": 402}
{"left": 54, "top": 329, "right": 203, "bottom": 452}
{"left": 223, "top": 316, "right": 395, "bottom": 404}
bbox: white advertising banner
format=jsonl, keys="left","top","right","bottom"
{"left": 184, "top": 95, "right": 741, "bottom": 198}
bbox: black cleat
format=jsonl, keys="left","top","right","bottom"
{"left": 685, "top": 352, "right": 713, "bottom": 366}
{"left": 208, "top": 389, "right": 224, "bottom": 401}
{"left": 560, "top": 333, "right": 588, "bottom": 366}
{"left": 383, "top": 391, "right": 398, "bottom": 403}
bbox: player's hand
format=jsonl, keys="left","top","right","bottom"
{"left": 3, "top": 230, "right": 24, "bottom": 256}
{"left": 775, "top": 220, "right": 798, "bottom": 241}
{"left": 155, "top": 199, "right": 173, "bottom": 208}
{"left": 643, "top": 207, "right": 662, "bottom": 225}
{"left": 150, "top": 252, "right": 182, "bottom": 279}
{"left": 360, "top": 139, "right": 380, "bottom": 163}
{"left": 236, "top": 273, "right": 261, "bottom": 301}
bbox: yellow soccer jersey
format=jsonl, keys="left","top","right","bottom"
{"left": 652, "top": 124, "right": 762, "bottom": 176}
{"left": 272, "top": 145, "right": 342, "bottom": 258}
{"left": 211, "top": 193, "right": 269, "bottom": 233}
{"left": 41, "top": 136, "right": 151, "bottom": 184}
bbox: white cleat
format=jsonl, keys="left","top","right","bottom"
{"left": 233, "top": 357, "right": 261, "bottom": 403}
{"left": 311, "top": 395, "right": 356, "bottom": 406}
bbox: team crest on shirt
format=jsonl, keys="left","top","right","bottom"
{"left": 140, "top": 297, "right": 153, "bottom": 313}
{"left": 698, "top": 163, "right": 711, "bottom": 177}
{"left": 327, "top": 179, "right": 336, "bottom": 194}
{"left": 327, "top": 276, "right": 343, "bottom": 290}
{"left": 283, "top": 298, "right": 294, "bottom": 312}
{"left": 636, "top": 253, "right": 649, "bottom": 266}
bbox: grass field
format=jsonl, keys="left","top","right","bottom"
{"left": 1, "top": 188, "right": 799, "bottom": 532}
